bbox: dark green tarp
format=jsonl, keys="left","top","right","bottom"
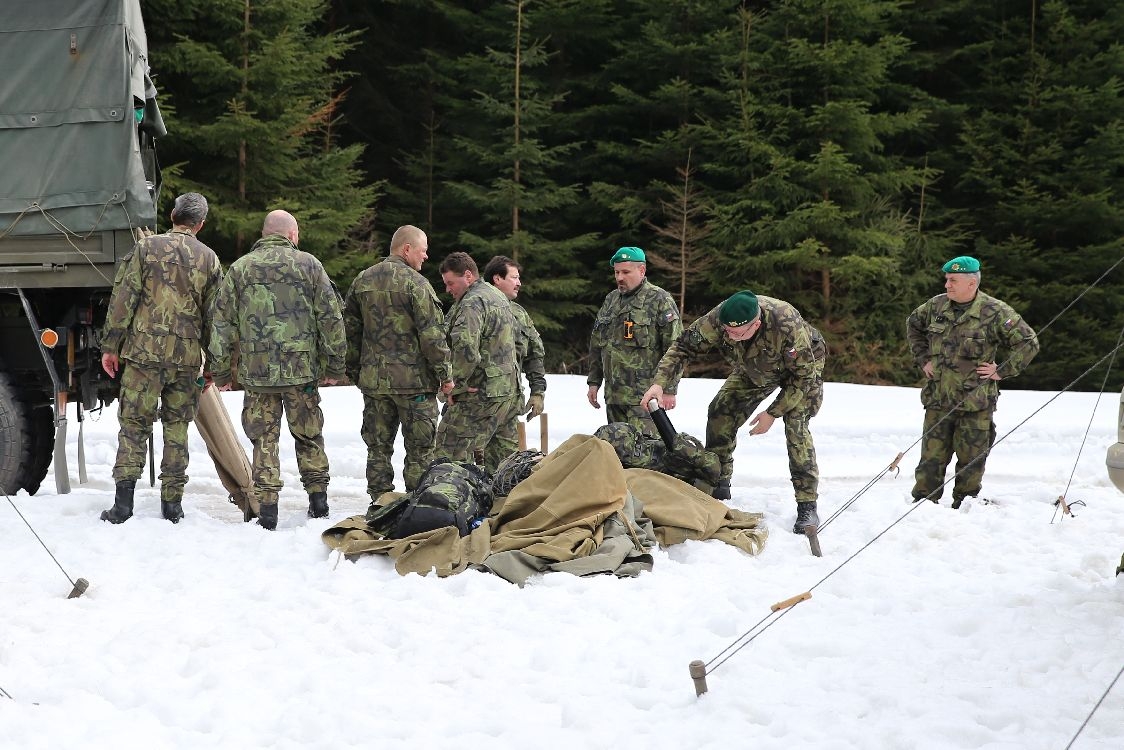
{"left": 0, "top": 0, "right": 159, "bottom": 236}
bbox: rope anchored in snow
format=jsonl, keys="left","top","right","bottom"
{"left": 3, "top": 491, "right": 89, "bottom": 599}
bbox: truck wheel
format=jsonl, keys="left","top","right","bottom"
{"left": 0, "top": 373, "right": 33, "bottom": 496}
{"left": 18, "top": 404, "right": 55, "bottom": 495}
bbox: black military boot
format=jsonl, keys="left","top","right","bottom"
{"left": 792, "top": 501, "right": 820, "bottom": 534}
{"left": 307, "top": 491, "right": 329, "bottom": 519}
{"left": 161, "top": 500, "right": 184, "bottom": 523}
{"left": 100, "top": 480, "right": 136, "bottom": 524}
{"left": 711, "top": 479, "right": 732, "bottom": 501}
{"left": 259, "top": 502, "right": 279, "bottom": 531}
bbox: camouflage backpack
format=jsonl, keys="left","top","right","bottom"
{"left": 366, "top": 460, "right": 494, "bottom": 538}
{"left": 491, "top": 450, "right": 545, "bottom": 497}
{"left": 593, "top": 422, "right": 720, "bottom": 486}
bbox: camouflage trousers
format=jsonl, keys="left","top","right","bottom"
{"left": 706, "top": 373, "right": 823, "bottom": 503}
{"left": 360, "top": 392, "right": 439, "bottom": 500}
{"left": 606, "top": 402, "right": 658, "bottom": 439}
{"left": 241, "top": 385, "right": 329, "bottom": 504}
{"left": 912, "top": 408, "right": 995, "bottom": 503}
{"left": 112, "top": 361, "right": 202, "bottom": 502}
{"left": 435, "top": 393, "right": 522, "bottom": 472}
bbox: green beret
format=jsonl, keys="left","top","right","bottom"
{"left": 610, "top": 246, "right": 646, "bottom": 266}
{"left": 719, "top": 291, "right": 759, "bottom": 327}
{"left": 942, "top": 255, "right": 980, "bottom": 274}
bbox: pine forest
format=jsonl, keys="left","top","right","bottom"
{"left": 140, "top": 0, "right": 1124, "bottom": 391}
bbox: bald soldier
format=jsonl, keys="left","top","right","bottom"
{"left": 907, "top": 255, "right": 1039, "bottom": 508}
{"left": 587, "top": 246, "right": 681, "bottom": 437}
{"left": 642, "top": 290, "right": 826, "bottom": 534}
{"left": 209, "top": 210, "right": 347, "bottom": 530}
{"left": 344, "top": 225, "right": 453, "bottom": 502}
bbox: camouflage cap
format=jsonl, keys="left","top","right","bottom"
{"left": 610, "top": 246, "right": 646, "bottom": 266}
{"left": 719, "top": 291, "right": 759, "bottom": 327}
{"left": 942, "top": 255, "right": 981, "bottom": 274}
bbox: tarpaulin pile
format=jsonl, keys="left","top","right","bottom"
{"left": 321, "top": 434, "right": 768, "bottom": 584}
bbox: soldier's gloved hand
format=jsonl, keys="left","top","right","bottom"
{"left": 525, "top": 393, "right": 545, "bottom": 420}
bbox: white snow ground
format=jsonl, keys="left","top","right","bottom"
{"left": 1, "top": 374, "right": 1122, "bottom": 750}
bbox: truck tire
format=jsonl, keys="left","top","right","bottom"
{"left": 0, "top": 373, "right": 33, "bottom": 496}
{"left": 18, "top": 404, "right": 55, "bottom": 495}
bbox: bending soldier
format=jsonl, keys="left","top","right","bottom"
{"left": 642, "top": 290, "right": 826, "bottom": 534}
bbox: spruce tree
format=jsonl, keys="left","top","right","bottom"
{"left": 426, "top": 0, "right": 599, "bottom": 362}
{"left": 942, "top": 0, "right": 1124, "bottom": 389}
{"left": 701, "top": 0, "right": 944, "bottom": 382}
{"left": 142, "top": 0, "right": 378, "bottom": 262}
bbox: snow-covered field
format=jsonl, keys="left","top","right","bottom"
{"left": 2, "top": 374, "right": 1122, "bottom": 749}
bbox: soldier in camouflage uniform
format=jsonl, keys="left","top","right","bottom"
{"left": 100, "top": 192, "right": 223, "bottom": 525}
{"left": 482, "top": 254, "right": 547, "bottom": 423}
{"left": 435, "top": 252, "right": 521, "bottom": 470}
{"left": 208, "top": 210, "right": 347, "bottom": 530}
{"left": 907, "top": 255, "right": 1039, "bottom": 508}
{"left": 642, "top": 290, "right": 827, "bottom": 534}
{"left": 587, "top": 246, "right": 681, "bottom": 437}
{"left": 343, "top": 225, "right": 453, "bottom": 503}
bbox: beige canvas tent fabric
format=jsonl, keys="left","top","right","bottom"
{"left": 624, "top": 469, "right": 768, "bottom": 554}
{"left": 322, "top": 511, "right": 493, "bottom": 577}
{"left": 320, "top": 434, "right": 768, "bottom": 581}
{"left": 488, "top": 434, "right": 627, "bottom": 559}
{"left": 194, "top": 385, "right": 257, "bottom": 518}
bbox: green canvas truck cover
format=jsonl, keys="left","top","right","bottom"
{"left": 0, "top": 0, "right": 162, "bottom": 237}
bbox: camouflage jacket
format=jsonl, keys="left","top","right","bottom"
{"left": 655, "top": 296, "right": 826, "bottom": 418}
{"left": 343, "top": 255, "right": 451, "bottom": 396}
{"left": 588, "top": 279, "right": 682, "bottom": 404}
{"left": 907, "top": 291, "right": 1039, "bottom": 412}
{"left": 445, "top": 280, "right": 519, "bottom": 400}
{"left": 208, "top": 234, "right": 346, "bottom": 390}
{"left": 101, "top": 228, "right": 222, "bottom": 372}
{"left": 510, "top": 301, "right": 546, "bottom": 397}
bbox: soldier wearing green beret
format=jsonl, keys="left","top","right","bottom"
{"left": 587, "top": 246, "right": 682, "bottom": 437}
{"left": 907, "top": 255, "right": 1039, "bottom": 508}
{"left": 642, "top": 290, "right": 827, "bottom": 534}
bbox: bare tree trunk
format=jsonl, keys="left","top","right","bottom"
{"left": 237, "top": 0, "right": 251, "bottom": 254}
{"left": 511, "top": 0, "right": 523, "bottom": 259}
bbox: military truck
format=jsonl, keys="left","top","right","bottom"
{"left": 0, "top": 0, "right": 163, "bottom": 495}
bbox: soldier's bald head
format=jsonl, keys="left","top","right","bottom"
{"left": 262, "top": 210, "right": 298, "bottom": 239}
{"left": 391, "top": 225, "right": 425, "bottom": 254}
{"left": 390, "top": 225, "right": 429, "bottom": 270}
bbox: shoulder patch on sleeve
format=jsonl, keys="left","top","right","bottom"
{"left": 665, "top": 311, "right": 678, "bottom": 323}
{"left": 786, "top": 347, "right": 798, "bottom": 359}
{"left": 1003, "top": 318, "right": 1015, "bottom": 329}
